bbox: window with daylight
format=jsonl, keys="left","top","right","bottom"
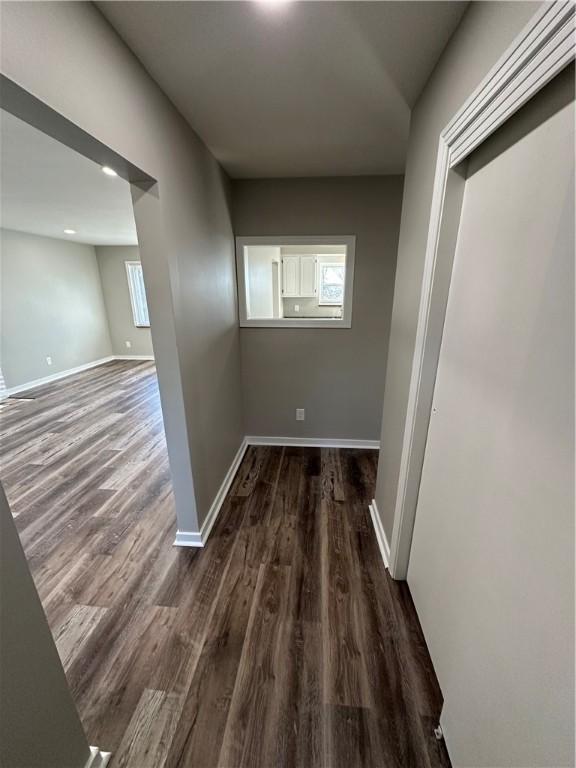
{"left": 235, "top": 235, "right": 356, "bottom": 328}
{"left": 125, "top": 261, "right": 150, "bottom": 328}
{"left": 318, "top": 263, "right": 345, "bottom": 305}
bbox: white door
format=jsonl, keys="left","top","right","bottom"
{"left": 407, "top": 74, "right": 574, "bottom": 768}
{"left": 281, "top": 255, "right": 299, "bottom": 297}
{"left": 299, "top": 255, "right": 317, "bottom": 297}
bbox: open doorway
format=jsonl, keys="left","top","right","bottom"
{"left": 0, "top": 108, "right": 177, "bottom": 746}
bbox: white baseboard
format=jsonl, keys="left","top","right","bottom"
{"left": 369, "top": 499, "right": 390, "bottom": 570}
{"left": 173, "top": 529, "right": 204, "bottom": 547}
{"left": 114, "top": 355, "right": 155, "bottom": 361}
{"left": 173, "top": 437, "right": 249, "bottom": 548}
{"left": 4, "top": 356, "right": 115, "bottom": 396}
{"left": 245, "top": 435, "right": 380, "bottom": 450}
{"left": 4, "top": 355, "right": 156, "bottom": 397}
{"left": 85, "top": 746, "right": 111, "bottom": 768}
{"left": 199, "top": 437, "right": 248, "bottom": 542}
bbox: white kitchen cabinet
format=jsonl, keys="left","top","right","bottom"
{"left": 299, "top": 255, "right": 317, "bottom": 297}
{"left": 282, "top": 254, "right": 318, "bottom": 297}
{"left": 281, "top": 255, "right": 300, "bottom": 297}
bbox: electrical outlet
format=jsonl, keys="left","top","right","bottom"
{"left": 296, "top": 408, "right": 305, "bottom": 421}
{"left": 294, "top": 304, "right": 300, "bottom": 312}
{"left": 46, "top": 356, "right": 52, "bottom": 366}
{"left": 125, "top": 340, "right": 132, "bottom": 349}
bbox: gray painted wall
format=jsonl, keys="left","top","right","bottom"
{"left": 96, "top": 245, "right": 154, "bottom": 357}
{"left": 0, "top": 228, "right": 112, "bottom": 388}
{"left": 0, "top": 483, "right": 90, "bottom": 768}
{"left": 1, "top": 2, "right": 244, "bottom": 530}
{"left": 232, "top": 176, "right": 402, "bottom": 440}
{"left": 408, "top": 69, "right": 575, "bottom": 767}
{"left": 374, "top": 0, "right": 540, "bottom": 542}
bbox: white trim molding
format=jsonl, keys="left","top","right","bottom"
{"left": 3, "top": 355, "right": 155, "bottom": 397}
{"left": 4, "top": 356, "right": 115, "bottom": 396}
{"left": 198, "top": 437, "right": 249, "bottom": 543}
{"left": 368, "top": 500, "right": 390, "bottom": 570}
{"left": 246, "top": 436, "right": 380, "bottom": 450}
{"left": 173, "top": 438, "right": 249, "bottom": 548}
{"left": 84, "top": 746, "right": 111, "bottom": 768}
{"left": 390, "top": 1, "right": 576, "bottom": 580}
{"left": 114, "top": 355, "right": 155, "bottom": 361}
{"left": 173, "top": 529, "right": 203, "bottom": 547}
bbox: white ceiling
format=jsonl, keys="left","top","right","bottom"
{"left": 0, "top": 109, "right": 138, "bottom": 246}
{"left": 97, "top": 0, "right": 468, "bottom": 178}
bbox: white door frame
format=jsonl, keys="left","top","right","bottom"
{"left": 389, "top": 1, "right": 576, "bottom": 579}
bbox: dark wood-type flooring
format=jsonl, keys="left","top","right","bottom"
{"left": 0, "top": 360, "right": 450, "bottom": 768}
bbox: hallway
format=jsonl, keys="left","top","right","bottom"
{"left": 0, "top": 362, "right": 448, "bottom": 767}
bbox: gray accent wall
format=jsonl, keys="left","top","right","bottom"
{"left": 232, "top": 177, "right": 403, "bottom": 440}
{"left": 0, "top": 228, "right": 112, "bottom": 389}
{"left": 96, "top": 245, "right": 154, "bottom": 357}
{"left": 1, "top": 2, "right": 244, "bottom": 530}
{"left": 408, "top": 68, "right": 575, "bottom": 767}
{"left": 0, "top": 483, "right": 90, "bottom": 768}
{"left": 374, "top": 1, "right": 541, "bottom": 543}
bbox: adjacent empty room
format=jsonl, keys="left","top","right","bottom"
{"left": 0, "top": 108, "right": 174, "bottom": 699}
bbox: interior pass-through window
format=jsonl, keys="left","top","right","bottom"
{"left": 235, "top": 236, "right": 355, "bottom": 328}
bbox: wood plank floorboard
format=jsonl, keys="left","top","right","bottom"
{"left": 0, "top": 360, "right": 450, "bottom": 767}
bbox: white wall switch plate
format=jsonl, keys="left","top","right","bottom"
{"left": 296, "top": 408, "right": 305, "bottom": 421}
{"left": 46, "top": 356, "right": 52, "bottom": 366}
{"left": 294, "top": 304, "right": 300, "bottom": 312}
{"left": 125, "top": 340, "right": 132, "bottom": 348}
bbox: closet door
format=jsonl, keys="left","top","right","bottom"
{"left": 408, "top": 72, "right": 574, "bottom": 768}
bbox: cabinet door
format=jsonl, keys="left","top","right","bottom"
{"left": 282, "top": 255, "right": 300, "bottom": 297}
{"left": 300, "top": 255, "right": 317, "bottom": 297}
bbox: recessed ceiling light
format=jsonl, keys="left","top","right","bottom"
{"left": 63, "top": 228, "right": 76, "bottom": 235}
{"left": 102, "top": 166, "right": 117, "bottom": 177}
